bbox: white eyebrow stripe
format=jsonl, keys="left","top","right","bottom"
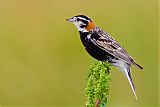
{"left": 77, "top": 17, "right": 90, "bottom": 21}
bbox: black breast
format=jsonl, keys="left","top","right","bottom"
{"left": 79, "top": 31, "right": 113, "bottom": 61}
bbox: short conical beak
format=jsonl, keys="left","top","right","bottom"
{"left": 66, "top": 17, "right": 76, "bottom": 22}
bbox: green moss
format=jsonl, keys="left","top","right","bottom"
{"left": 85, "top": 61, "right": 111, "bottom": 107}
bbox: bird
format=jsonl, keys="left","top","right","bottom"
{"left": 66, "top": 15, "right": 143, "bottom": 99}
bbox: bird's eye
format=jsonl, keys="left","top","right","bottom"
{"left": 77, "top": 18, "right": 80, "bottom": 21}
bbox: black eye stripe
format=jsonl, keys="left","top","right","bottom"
{"left": 80, "top": 25, "right": 86, "bottom": 28}
{"left": 77, "top": 18, "right": 80, "bottom": 21}
{"left": 77, "top": 18, "right": 88, "bottom": 25}
{"left": 82, "top": 20, "right": 88, "bottom": 25}
{"left": 80, "top": 20, "right": 88, "bottom": 28}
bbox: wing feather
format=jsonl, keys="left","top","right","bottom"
{"left": 90, "top": 28, "right": 136, "bottom": 65}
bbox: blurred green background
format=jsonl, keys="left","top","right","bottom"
{"left": 0, "top": 0, "right": 159, "bottom": 107}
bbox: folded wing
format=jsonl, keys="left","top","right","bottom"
{"left": 90, "top": 28, "right": 143, "bottom": 69}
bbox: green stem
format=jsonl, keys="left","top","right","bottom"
{"left": 85, "top": 61, "right": 111, "bottom": 107}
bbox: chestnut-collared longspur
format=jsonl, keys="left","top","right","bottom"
{"left": 67, "top": 15, "right": 143, "bottom": 99}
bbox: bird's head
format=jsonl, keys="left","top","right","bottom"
{"left": 67, "top": 15, "right": 96, "bottom": 32}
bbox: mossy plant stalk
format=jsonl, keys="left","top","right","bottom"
{"left": 85, "top": 61, "right": 111, "bottom": 107}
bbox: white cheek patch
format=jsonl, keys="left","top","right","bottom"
{"left": 73, "top": 22, "right": 80, "bottom": 29}
{"left": 78, "top": 21, "right": 86, "bottom": 26}
{"left": 73, "top": 21, "right": 88, "bottom": 32}
{"left": 78, "top": 21, "right": 82, "bottom": 25}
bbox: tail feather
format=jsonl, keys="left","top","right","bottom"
{"left": 124, "top": 68, "right": 137, "bottom": 99}
{"left": 111, "top": 59, "right": 138, "bottom": 99}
